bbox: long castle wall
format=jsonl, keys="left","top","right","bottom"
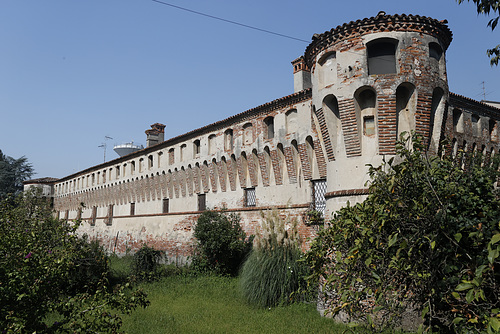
{"left": 28, "top": 12, "right": 500, "bottom": 260}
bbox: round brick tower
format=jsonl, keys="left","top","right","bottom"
{"left": 304, "top": 12, "right": 453, "bottom": 212}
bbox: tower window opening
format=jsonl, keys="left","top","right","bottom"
{"left": 367, "top": 39, "right": 397, "bottom": 75}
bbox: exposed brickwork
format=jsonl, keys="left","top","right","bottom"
{"left": 248, "top": 152, "right": 259, "bottom": 187}
{"left": 313, "top": 139, "right": 328, "bottom": 179}
{"left": 179, "top": 169, "right": 187, "bottom": 197}
{"left": 377, "top": 94, "right": 397, "bottom": 155}
{"left": 298, "top": 143, "right": 312, "bottom": 180}
{"left": 269, "top": 149, "right": 283, "bottom": 185}
{"left": 192, "top": 166, "right": 200, "bottom": 194}
{"left": 314, "top": 108, "right": 335, "bottom": 161}
{"left": 338, "top": 98, "right": 362, "bottom": 157}
{"left": 217, "top": 161, "right": 227, "bottom": 192}
{"left": 227, "top": 158, "right": 237, "bottom": 191}
{"left": 415, "top": 92, "right": 433, "bottom": 143}
{"left": 201, "top": 164, "right": 210, "bottom": 193}
{"left": 257, "top": 152, "right": 270, "bottom": 186}
{"left": 283, "top": 146, "right": 297, "bottom": 183}
{"left": 237, "top": 155, "right": 247, "bottom": 188}
{"left": 209, "top": 162, "right": 218, "bottom": 193}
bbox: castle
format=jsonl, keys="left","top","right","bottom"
{"left": 25, "top": 12, "right": 500, "bottom": 262}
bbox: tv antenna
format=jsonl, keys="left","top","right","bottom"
{"left": 98, "top": 136, "right": 113, "bottom": 163}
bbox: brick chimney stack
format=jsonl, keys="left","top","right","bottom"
{"left": 145, "top": 123, "right": 166, "bottom": 147}
{"left": 291, "top": 56, "right": 311, "bottom": 93}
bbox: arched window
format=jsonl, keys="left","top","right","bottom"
{"left": 224, "top": 129, "right": 233, "bottom": 150}
{"left": 323, "top": 95, "right": 342, "bottom": 157}
{"left": 429, "top": 42, "right": 443, "bottom": 61}
{"left": 355, "top": 87, "right": 377, "bottom": 154}
{"left": 179, "top": 144, "right": 186, "bottom": 162}
{"left": 471, "top": 114, "right": 481, "bottom": 137}
{"left": 168, "top": 148, "right": 175, "bottom": 165}
{"left": 429, "top": 87, "right": 445, "bottom": 151}
{"left": 489, "top": 119, "right": 498, "bottom": 142}
{"left": 286, "top": 109, "right": 298, "bottom": 134}
{"left": 453, "top": 109, "right": 464, "bottom": 133}
{"left": 193, "top": 140, "right": 201, "bottom": 158}
{"left": 243, "top": 123, "right": 253, "bottom": 145}
{"left": 396, "top": 83, "right": 416, "bottom": 139}
{"left": 208, "top": 134, "right": 217, "bottom": 154}
{"left": 264, "top": 116, "right": 274, "bottom": 140}
{"left": 367, "top": 38, "right": 398, "bottom": 75}
{"left": 317, "top": 51, "right": 336, "bottom": 87}
{"left": 131, "top": 161, "right": 136, "bottom": 175}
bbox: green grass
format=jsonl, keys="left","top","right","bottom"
{"left": 120, "top": 275, "right": 406, "bottom": 334}
{"left": 110, "top": 256, "right": 407, "bottom": 334}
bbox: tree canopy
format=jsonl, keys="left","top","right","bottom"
{"left": 305, "top": 133, "right": 500, "bottom": 333}
{"left": 0, "top": 150, "right": 34, "bottom": 198}
{"left": 0, "top": 190, "right": 149, "bottom": 332}
{"left": 458, "top": 0, "right": 500, "bottom": 65}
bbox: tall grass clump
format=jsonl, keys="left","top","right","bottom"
{"left": 239, "top": 210, "right": 310, "bottom": 307}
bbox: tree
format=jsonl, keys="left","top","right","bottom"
{"left": 0, "top": 189, "right": 149, "bottom": 333}
{"left": 305, "top": 133, "right": 500, "bottom": 333}
{"left": 191, "top": 210, "right": 253, "bottom": 276}
{"left": 458, "top": 0, "right": 500, "bottom": 65}
{"left": 0, "top": 150, "right": 34, "bottom": 198}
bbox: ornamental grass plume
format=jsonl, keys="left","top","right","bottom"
{"left": 240, "top": 209, "right": 309, "bottom": 307}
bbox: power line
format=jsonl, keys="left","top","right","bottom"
{"left": 150, "top": 0, "right": 310, "bottom": 43}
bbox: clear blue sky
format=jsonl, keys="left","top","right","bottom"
{"left": 1, "top": 0, "right": 498, "bottom": 179}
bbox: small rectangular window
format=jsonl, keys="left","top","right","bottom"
{"left": 244, "top": 188, "right": 256, "bottom": 207}
{"left": 162, "top": 198, "right": 169, "bottom": 214}
{"left": 106, "top": 204, "right": 114, "bottom": 226}
{"left": 91, "top": 206, "right": 97, "bottom": 226}
{"left": 363, "top": 116, "right": 375, "bottom": 136}
{"left": 130, "top": 202, "right": 135, "bottom": 216}
{"left": 198, "top": 193, "right": 206, "bottom": 211}
{"left": 312, "top": 179, "right": 327, "bottom": 216}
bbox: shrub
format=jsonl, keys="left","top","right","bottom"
{"left": 0, "top": 190, "right": 149, "bottom": 333}
{"left": 192, "top": 210, "right": 252, "bottom": 276}
{"left": 132, "top": 244, "right": 164, "bottom": 281}
{"left": 240, "top": 210, "right": 310, "bottom": 307}
{"left": 305, "top": 133, "right": 500, "bottom": 332}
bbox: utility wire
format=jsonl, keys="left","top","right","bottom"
{"left": 151, "top": 0, "right": 310, "bottom": 43}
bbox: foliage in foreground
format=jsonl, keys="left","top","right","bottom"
{"left": 457, "top": 0, "right": 500, "bottom": 65}
{"left": 191, "top": 210, "right": 253, "bottom": 276}
{"left": 0, "top": 190, "right": 149, "bottom": 333}
{"left": 240, "top": 210, "right": 310, "bottom": 307}
{"left": 305, "top": 133, "right": 500, "bottom": 333}
{"left": 132, "top": 244, "right": 164, "bottom": 281}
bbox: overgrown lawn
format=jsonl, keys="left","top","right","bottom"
{"left": 120, "top": 274, "right": 399, "bottom": 334}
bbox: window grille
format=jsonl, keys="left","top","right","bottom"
{"left": 245, "top": 188, "right": 256, "bottom": 207}
{"left": 312, "top": 179, "right": 327, "bottom": 216}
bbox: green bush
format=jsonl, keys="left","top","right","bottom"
{"left": 240, "top": 210, "right": 310, "bottom": 307}
{"left": 305, "top": 133, "right": 500, "bottom": 332}
{"left": 132, "top": 244, "right": 164, "bottom": 281}
{"left": 0, "top": 190, "right": 149, "bottom": 333}
{"left": 192, "top": 210, "right": 252, "bottom": 276}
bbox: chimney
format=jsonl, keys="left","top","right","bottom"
{"left": 291, "top": 56, "right": 311, "bottom": 93}
{"left": 145, "top": 123, "right": 166, "bottom": 147}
